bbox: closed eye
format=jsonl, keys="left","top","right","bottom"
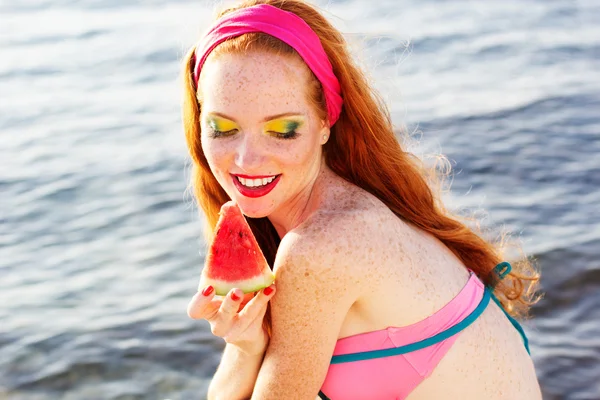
{"left": 208, "top": 128, "right": 238, "bottom": 138}
{"left": 269, "top": 130, "right": 298, "bottom": 140}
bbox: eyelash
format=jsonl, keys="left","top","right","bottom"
{"left": 208, "top": 129, "right": 237, "bottom": 138}
{"left": 207, "top": 129, "right": 298, "bottom": 140}
{"left": 275, "top": 130, "right": 298, "bottom": 140}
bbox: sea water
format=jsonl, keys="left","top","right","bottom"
{"left": 1, "top": 0, "right": 599, "bottom": 398}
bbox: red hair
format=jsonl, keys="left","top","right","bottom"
{"left": 181, "top": 0, "right": 541, "bottom": 319}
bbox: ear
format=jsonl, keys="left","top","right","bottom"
{"left": 320, "top": 119, "right": 330, "bottom": 144}
{"left": 319, "top": 120, "right": 331, "bottom": 145}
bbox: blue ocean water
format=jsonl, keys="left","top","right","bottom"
{"left": 1, "top": 0, "right": 598, "bottom": 398}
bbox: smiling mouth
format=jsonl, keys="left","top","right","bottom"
{"left": 231, "top": 174, "right": 281, "bottom": 198}
{"left": 235, "top": 175, "right": 280, "bottom": 188}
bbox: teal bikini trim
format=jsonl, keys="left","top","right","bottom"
{"left": 489, "top": 262, "right": 531, "bottom": 354}
{"left": 494, "top": 261, "right": 512, "bottom": 280}
{"left": 490, "top": 292, "right": 530, "bottom": 354}
{"left": 329, "top": 263, "right": 530, "bottom": 365}
{"left": 330, "top": 287, "right": 492, "bottom": 364}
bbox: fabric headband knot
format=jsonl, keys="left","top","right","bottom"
{"left": 192, "top": 4, "right": 343, "bottom": 127}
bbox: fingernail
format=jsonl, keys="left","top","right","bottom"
{"left": 263, "top": 286, "right": 274, "bottom": 296}
{"left": 231, "top": 290, "right": 241, "bottom": 301}
{"left": 201, "top": 286, "right": 214, "bottom": 296}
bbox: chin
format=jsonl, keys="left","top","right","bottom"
{"left": 234, "top": 199, "right": 274, "bottom": 219}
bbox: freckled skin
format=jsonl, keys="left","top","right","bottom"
{"left": 199, "top": 51, "right": 328, "bottom": 235}
{"left": 277, "top": 178, "right": 541, "bottom": 399}
{"left": 199, "top": 51, "right": 541, "bottom": 399}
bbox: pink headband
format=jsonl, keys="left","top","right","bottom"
{"left": 192, "top": 4, "right": 343, "bottom": 126}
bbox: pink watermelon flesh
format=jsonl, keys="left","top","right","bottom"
{"left": 199, "top": 201, "right": 275, "bottom": 295}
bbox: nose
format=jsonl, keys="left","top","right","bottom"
{"left": 234, "top": 131, "right": 267, "bottom": 172}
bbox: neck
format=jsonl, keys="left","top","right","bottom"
{"left": 268, "top": 160, "right": 331, "bottom": 239}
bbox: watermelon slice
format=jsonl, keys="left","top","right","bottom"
{"left": 199, "top": 201, "right": 275, "bottom": 295}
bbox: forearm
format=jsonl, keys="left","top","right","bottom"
{"left": 207, "top": 343, "right": 264, "bottom": 400}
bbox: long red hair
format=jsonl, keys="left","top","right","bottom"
{"left": 181, "top": 0, "right": 541, "bottom": 319}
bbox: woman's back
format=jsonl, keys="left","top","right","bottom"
{"left": 297, "top": 168, "right": 541, "bottom": 399}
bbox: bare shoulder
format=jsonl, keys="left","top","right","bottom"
{"left": 274, "top": 183, "right": 403, "bottom": 285}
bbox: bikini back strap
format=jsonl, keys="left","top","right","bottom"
{"left": 489, "top": 261, "right": 512, "bottom": 289}
{"left": 488, "top": 262, "right": 531, "bottom": 354}
{"left": 489, "top": 292, "right": 530, "bottom": 354}
{"left": 330, "top": 287, "right": 492, "bottom": 364}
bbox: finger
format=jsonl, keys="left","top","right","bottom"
{"left": 218, "top": 288, "right": 244, "bottom": 319}
{"left": 187, "top": 286, "right": 221, "bottom": 320}
{"left": 211, "top": 288, "right": 244, "bottom": 337}
{"left": 249, "top": 294, "right": 270, "bottom": 324}
{"left": 237, "top": 285, "right": 276, "bottom": 322}
{"left": 225, "top": 301, "right": 269, "bottom": 343}
{"left": 239, "top": 292, "right": 255, "bottom": 309}
{"left": 226, "top": 287, "right": 274, "bottom": 340}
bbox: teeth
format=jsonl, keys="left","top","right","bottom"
{"left": 237, "top": 176, "right": 276, "bottom": 188}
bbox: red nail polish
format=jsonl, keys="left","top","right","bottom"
{"left": 231, "top": 291, "right": 241, "bottom": 301}
{"left": 263, "top": 286, "right": 274, "bottom": 296}
{"left": 201, "top": 286, "right": 214, "bottom": 296}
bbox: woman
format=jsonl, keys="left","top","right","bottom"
{"left": 183, "top": 1, "right": 542, "bottom": 399}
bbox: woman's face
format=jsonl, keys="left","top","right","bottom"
{"left": 199, "top": 51, "right": 328, "bottom": 219}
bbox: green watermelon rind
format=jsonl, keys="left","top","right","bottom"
{"left": 198, "top": 270, "right": 275, "bottom": 296}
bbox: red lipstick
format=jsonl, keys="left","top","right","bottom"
{"left": 231, "top": 174, "right": 281, "bottom": 198}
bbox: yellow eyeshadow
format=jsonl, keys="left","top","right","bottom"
{"left": 209, "top": 117, "right": 238, "bottom": 132}
{"left": 263, "top": 119, "right": 302, "bottom": 133}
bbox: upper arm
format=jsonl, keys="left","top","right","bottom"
{"left": 251, "top": 218, "right": 369, "bottom": 399}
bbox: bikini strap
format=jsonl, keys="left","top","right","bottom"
{"left": 318, "top": 390, "right": 332, "bottom": 400}
{"left": 329, "top": 287, "right": 492, "bottom": 364}
{"left": 489, "top": 261, "right": 512, "bottom": 289}
{"left": 487, "top": 262, "right": 531, "bottom": 355}
{"left": 328, "top": 263, "right": 530, "bottom": 365}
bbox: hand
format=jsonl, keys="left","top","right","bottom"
{"left": 187, "top": 285, "right": 276, "bottom": 355}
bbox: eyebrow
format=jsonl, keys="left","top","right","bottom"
{"left": 207, "top": 112, "right": 305, "bottom": 123}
